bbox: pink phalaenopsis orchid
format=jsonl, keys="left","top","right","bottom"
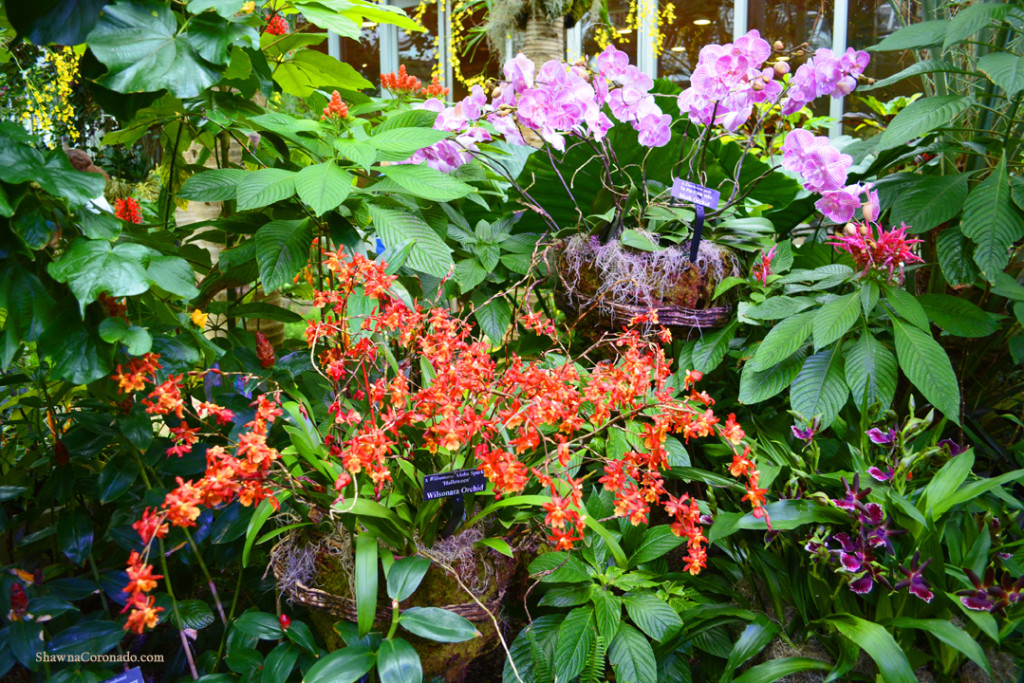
{"left": 829, "top": 222, "right": 924, "bottom": 283}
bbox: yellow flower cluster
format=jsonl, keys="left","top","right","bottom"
{"left": 653, "top": 0, "right": 676, "bottom": 57}
{"left": 18, "top": 47, "right": 80, "bottom": 145}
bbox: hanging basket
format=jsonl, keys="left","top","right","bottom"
{"left": 553, "top": 234, "right": 736, "bottom": 333}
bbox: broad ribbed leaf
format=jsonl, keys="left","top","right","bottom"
{"left": 629, "top": 526, "right": 685, "bottom": 566}
{"left": 891, "top": 316, "right": 961, "bottom": 423}
{"left": 868, "top": 19, "right": 947, "bottom": 51}
{"left": 918, "top": 294, "right": 998, "bottom": 337}
{"left": 790, "top": 348, "right": 848, "bottom": 428}
{"left": 57, "top": 511, "right": 93, "bottom": 565}
{"left": 691, "top": 321, "right": 737, "bottom": 373}
{"left": 380, "top": 164, "right": 474, "bottom": 201}
{"left": 744, "top": 296, "right": 814, "bottom": 320}
{"left": 529, "top": 552, "right": 592, "bottom": 583}
{"left": 961, "top": 152, "right": 1024, "bottom": 279}
{"left": 622, "top": 594, "right": 681, "bottom": 641}
{"left": 255, "top": 219, "right": 312, "bottom": 291}
{"left": 978, "top": 52, "right": 1024, "bottom": 95}
{"left": 944, "top": 2, "right": 1010, "bottom": 49}
{"left": 294, "top": 161, "right": 352, "bottom": 216}
{"left": 748, "top": 312, "right": 814, "bottom": 371}
{"left": 936, "top": 226, "right": 978, "bottom": 285}
{"left": 554, "top": 606, "right": 595, "bottom": 682}
{"left": 179, "top": 168, "right": 247, "bottom": 202}
{"left": 367, "top": 206, "right": 453, "bottom": 277}
{"left": 882, "top": 283, "right": 930, "bottom": 330}
{"left": 370, "top": 127, "right": 451, "bottom": 156}
{"left": 236, "top": 168, "right": 297, "bottom": 211}
{"left": 609, "top": 624, "right": 657, "bottom": 683}
{"left": 471, "top": 290, "right": 511, "bottom": 343}
{"left": 591, "top": 589, "right": 622, "bottom": 642}
{"left": 890, "top": 173, "right": 969, "bottom": 233}
{"left": 922, "top": 450, "right": 975, "bottom": 517}
{"left": 503, "top": 614, "right": 562, "bottom": 683}
{"left": 844, "top": 332, "right": 897, "bottom": 410}
{"left": 863, "top": 59, "right": 972, "bottom": 90}
{"left": 47, "top": 240, "right": 150, "bottom": 314}
{"left": 876, "top": 96, "right": 973, "bottom": 151}
{"left": 739, "top": 348, "right": 805, "bottom": 404}
{"left": 826, "top": 615, "right": 916, "bottom": 683}
{"left": 148, "top": 256, "right": 199, "bottom": 299}
{"left": 812, "top": 292, "right": 860, "bottom": 350}
{"left": 272, "top": 50, "right": 373, "bottom": 97}
{"left": 539, "top": 584, "right": 593, "bottom": 607}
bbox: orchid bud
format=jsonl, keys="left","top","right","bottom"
{"left": 761, "top": 68, "right": 774, "bottom": 82}
{"left": 751, "top": 79, "right": 764, "bottom": 91}
{"left": 863, "top": 199, "right": 879, "bottom": 223}
{"left": 859, "top": 223, "right": 871, "bottom": 236}
{"left": 773, "top": 40, "right": 785, "bottom": 51}
{"left": 774, "top": 61, "right": 790, "bottom": 76}
{"left": 844, "top": 223, "right": 858, "bottom": 236}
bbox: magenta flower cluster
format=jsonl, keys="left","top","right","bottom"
{"left": 829, "top": 221, "right": 924, "bottom": 283}
{"left": 779, "top": 129, "right": 879, "bottom": 224}
{"left": 782, "top": 48, "right": 871, "bottom": 115}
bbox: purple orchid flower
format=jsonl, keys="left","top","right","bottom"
{"left": 791, "top": 424, "right": 816, "bottom": 442}
{"left": 938, "top": 438, "right": 969, "bottom": 456}
{"left": 833, "top": 474, "right": 871, "bottom": 511}
{"left": 866, "top": 427, "right": 897, "bottom": 445}
{"left": 894, "top": 551, "right": 934, "bottom": 603}
{"left": 867, "top": 465, "right": 894, "bottom": 482}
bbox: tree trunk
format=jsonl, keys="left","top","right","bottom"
{"left": 519, "top": 2, "right": 564, "bottom": 65}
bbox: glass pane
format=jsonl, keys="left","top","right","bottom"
{"left": 339, "top": 26, "right": 382, "bottom": 91}
{"left": 451, "top": 4, "right": 502, "bottom": 100}
{"left": 657, "top": 0, "right": 734, "bottom": 85}
{"left": 399, "top": 3, "right": 441, "bottom": 87}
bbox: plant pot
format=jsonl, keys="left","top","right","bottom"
{"left": 271, "top": 527, "right": 518, "bottom": 682}
{"left": 554, "top": 233, "right": 738, "bottom": 332}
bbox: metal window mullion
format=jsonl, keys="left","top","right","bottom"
{"left": 638, "top": 0, "right": 657, "bottom": 77}
{"left": 566, "top": 23, "right": 582, "bottom": 62}
{"left": 830, "top": 0, "right": 849, "bottom": 137}
{"left": 328, "top": 31, "right": 341, "bottom": 59}
{"left": 733, "top": 0, "right": 747, "bottom": 41}
{"left": 439, "top": 0, "right": 453, "bottom": 102}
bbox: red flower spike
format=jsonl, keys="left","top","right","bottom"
{"left": 279, "top": 614, "right": 291, "bottom": 630}
{"left": 255, "top": 331, "right": 275, "bottom": 368}
{"left": 321, "top": 90, "right": 349, "bottom": 120}
{"left": 265, "top": 13, "right": 288, "bottom": 35}
{"left": 115, "top": 198, "right": 142, "bottom": 224}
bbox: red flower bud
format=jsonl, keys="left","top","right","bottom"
{"left": 279, "top": 614, "right": 291, "bottom": 630}
{"left": 255, "top": 331, "right": 275, "bottom": 369}
{"left": 54, "top": 440, "right": 69, "bottom": 466}
{"left": 9, "top": 583, "right": 28, "bottom": 621}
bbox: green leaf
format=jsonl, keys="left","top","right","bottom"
{"left": 255, "top": 219, "right": 312, "bottom": 291}
{"left": 629, "top": 526, "right": 685, "bottom": 566}
{"left": 882, "top": 283, "right": 930, "bottom": 330}
{"left": 380, "top": 164, "right": 474, "bottom": 202}
{"left": 455, "top": 259, "right": 489, "bottom": 293}
{"left": 876, "top": 95, "right": 973, "bottom": 151}
{"left": 862, "top": 59, "right": 973, "bottom": 91}
{"left": 261, "top": 643, "right": 299, "bottom": 683}
{"left": 399, "top": 607, "right": 479, "bottom": 642}
{"left": 471, "top": 291, "right": 512, "bottom": 343}
{"left": 591, "top": 589, "right": 622, "bottom": 643}
{"left": 790, "top": 348, "right": 848, "bottom": 428}
{"left": 273, "top": 50, "right": 373, "bottom": 97}
{"left": 234, "top": 612, "right": 285, "bottom": 640}
{"left": 175, "top": 599, "right": 216, "bottom": 631}
{"left": 386, "top": 556, "right": 431, "bottom": 602}
{"left": 242, "top": 492, "right": 291, "bottom": 568}
{"left": 944, "top": 2, "right": 1010, "bottom": 49}
{"left": 539, "top": 584, "right": 593, "bottom": 607}
{"left": 476, "top": 537, "right": 514, "bottom": 557}
{"left": 47, "top": 239, "right": 150, "bottom": 314}
{"left": 98, "top": 317, "right": 152, "bottom": 355}
{"left": 844, "top": 331, "right": 897, "bottom": 410}
{"left": 97, "top": 456, "right": 139, "bottom": 503}
{"left": 622, "top": 594, "right": 681, "bottom": 641}
{"left": 922, "top": 450, "right": 975, "bottom": 517}
{"left": 367, "top": 206, "right": 453, "bottom": 277}
{"left": 936, "top": 226, "right": 978, "bottom": 286}
{"left": 529, "top": 551, "right": 592, "bottom": 583}
{"left": 608, "top": 623, "right": 657, "bottom": 683}
{"left": 303, "top": 644, "right": 375, "bottom": 683}
{"left": 148, "top": 255, "right": 200, "bottom": 299}
{"left": 744, "top": 296, "right": 814, "bottom": 320}
{"left": 621, "top": 229, "right": 658, "bottom": 252}
{"left": 6, "top": 0, "right": 109, "bottom": 46}
{"left": 86, "top": 0, "right": 218, "bottom": 97}
{"left": 295, "top": 162, "right": 352, "bottom": 216}
{"left": 285, "top": 621, "right": 318, "bottom": 653}
{"left": 747, "top": 312, "right": 814, "bottom": 371}
{"left": 189, "top": 0, "right": 246, "bottom": 17}
{"left": 355, "top": 532, "right": 378, "bottom": 637}
{"left": 888, "top": 617, "right": 990, "bottom": 677}
{"left": 237, "top": 168, "right": 297, "bottom": 211}
{"left": 369, "top": 127, "right": 451, "bottom": 157}
{"left": 889, "top": 173, "right": 969, "bottom": 233}
{"left": 335, "top": 139, "right": 377, "bottom": 169}
{"left": 80, "top": 210, "right": 121, "bottom": 240}
{"left": 343, "top": 0, "right": 426, "bottom": 33}
{"left": 185, "top": 13, "right": 257, "bottom": 65}
{"left": 377, "top": 638, "right": 422, "bottom": 683}
{"left": 812, "top": 292, "right": 860, "bottom": 350}
{"left": 555, "top": 606, "right": 596, "bottom": 683}
{"left": 732, "top": 658, "right": 832, "bottom": 683}
{"left": 722, "top": 615, "right": 781, "bottom": 681}
{"left": 179, "top": 168, "right": 247, "bottom": 202}
{"left": 691, "top": 321, "right": 737, "bottom": 373}
{"left": 918, "top": 294, "right": 998, "bottom": 337}
{"left": 739, "top": 348, "right": 805, "bottom": 404}
{"left": 978, "top": 52, "right": 1024, "bottom": 96}
{"left": 891, "top": 315, "right": 961, "bottom": 423}
{"left": 57, "top": 511, "right": 93, "bottom": 565}
{"left": 48, "top": 620, "right": 124, "bottom": 658}
{"left": 825, "top": 614, "right": 917, "bottom": 683}
{"left": 868, "top": 19, "right": 947, "bottom": 51}
{"left": 961, "top": 152, "right": 1024, "bottom": 279}
{"left": 39, "top": 314, "right": 112, "bottom": 384}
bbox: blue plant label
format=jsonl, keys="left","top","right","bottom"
{"left": 424, "top": 469, "right": 486, "bottom": 500}
{"left": 101, "top": 668, "right": 144, "bottom": 683}
{"left": 671, "top": 179, "right": 720, "bottom": 209}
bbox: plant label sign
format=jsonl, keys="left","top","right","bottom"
{"left": 101, "top": 668, "right": 144, "bottom": 683}
{"left": 424, "top": 469, "right": 486, "bottom": 500}
{"left": 671, "top": 179, "right": 720, "bottom": 209}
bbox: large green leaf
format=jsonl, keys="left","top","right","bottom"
{"left": 862, "top": 59, "right": 973, "bottom": 91}
{"left": 262, "top": 643, "right": 300, "bottom": 683}
{"left": 844, "top": 331, "right": 897, "bottom": 410}
{"left": 882, "top": 283, "right": 930, "bottom": 331}
{"left": 47, "top": 240, "right": 151, "bottom": 314}
{"left": 367, "top": 206, "right": 453, "bottom": 277}
{"left": 922, "top": 449, "right": 975, "bottom": 517}
{"left": 255, "top": 219, "right": 312, "bottom": 291}
{"left": 691, "top": 321, "right": 737, "bottom": 373}
{"left": 868, "top": 19, "right": 947, "bottom": 51}
{"left": 7, "top": 0, "right": 109, "bottom": 46}
{"left": 189, "top": 0, "right": 246, "bottom": 17}
{"left": 471, "top": 290, "right": 512, "bottom": 343}
{"left": 370, "top": 128, "right": 452, "bottom": 157}
{"left": 739, "top": 348, "right": 805, "bottom": 405}
{"left": 528, "top": 551, "right": 593, "bottom": 583}
{"left": 295, "top": 161, "right": 352, "bottom": 216}
{"left": 732, "top": 658, "right": 831, "bottom": 683}
{"left": 591, "top": 589, "right": 622, "bottom": 643}
{"left": 887, "top": 618, "right": 991, "bottom": 678}
{"left": 825, "top": 615, "right": 916, "bottom": 683}
{"left": 790, "top": 348, "right": 848, "bottom": 428}
{"left": 39, "top": 314, "right": 113, "bottom": 384}
{"left": 747, "top": 312, "right": 814, "bottom": 371}
{"left": 622, "top": 594, "right": 681, "bottom": 641}
{"left": 812, "top": 292, "right": 859, "bottom": 350}
{"left": 179, "top": 168, "right": 248, "bottom": 202}
{"left": 554, "top": 606, "right": 595, "bottom": 682}
{"left": 380, "top": 164, "right": 475, "bottom": 202}
{"left": 876, "top": 95, "right": 973, "bottom": 151}
{"left": 377, "top": 638, "right": 422, "bottom": 683}
{"left": 891, "top": 315, "right": 961, "bottom": 423}
{"left": 936, "top": 226, "right": 978, "bottom": 285}
{"left": 722, "top": 615, "right": 781, "bottom": 681}
{"left": 744, "top": 296, "right": 814, "bottom": 320}
{"left": 629, "top": 526, "right": 685, "bottom": 566}
{"left": 608, "top": 623, "right": 657, "bottom": 683}
{"left": 303, "top": 645, "right": 375, "bottom": 683}
{"left": 148, "top": 256, "right": 200, "bottom": 300}
{"left": 944, "top": 2, "right": 1011, "bottom": 49}
{"left": 978, "top": 52, "right": 1024, "bottom": 96}
{"left": 56, "top": 511, "right": 93, "bottom": 565}
{"left": 918, "top": 294, "right": 998, "bottom": 337}
{"left": 184, "top": 14, "right": 257, "bottom": 65}
{"left": 386, "top": 556, "right": 431, "bottom": 602}
{"left": 889, "top": 173, "right": 969, "bottom": 234}
{"left": 354, "top": 532, "right": 378, "bottom": 638}
{"left": 399, "top": 607, "right": 479, "bottom": 642}
{"left": 961, "top": 152, "right": 1024, "bottom": 279}
{"left": 236, "top": 168, "right": 297, "bottom": 211}
{"left": 86, "top": 0, "right": 219, "bottom": 98}
{"left": 273, "top": 50, "right": 373, "bottom": 97}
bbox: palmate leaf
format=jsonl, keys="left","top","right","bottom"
{"left": 47, "top": 240, "right": 151, "bottom": 314}
{"left": 889, "top": 173, "right": 969, "bottom": 233}
{"left": 8, "top": 0, "right": 109, "bottom": 46}
{"left": 891, "top": 315, "right": 961, "bottom": 423}
{"left": 844, "top": 331, "right": 897, "bottom": 410}
{"left": 86, "top": 0, "right": 219, "bottom": 98}
{"left": 961, "top": 151, "right": 1024, "bottom": 280}
{"left": 790, "top": 347, "right": 848, "bottom": 428}
{"left": 876, "top": 95, "right": 974, "bottom": 151}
